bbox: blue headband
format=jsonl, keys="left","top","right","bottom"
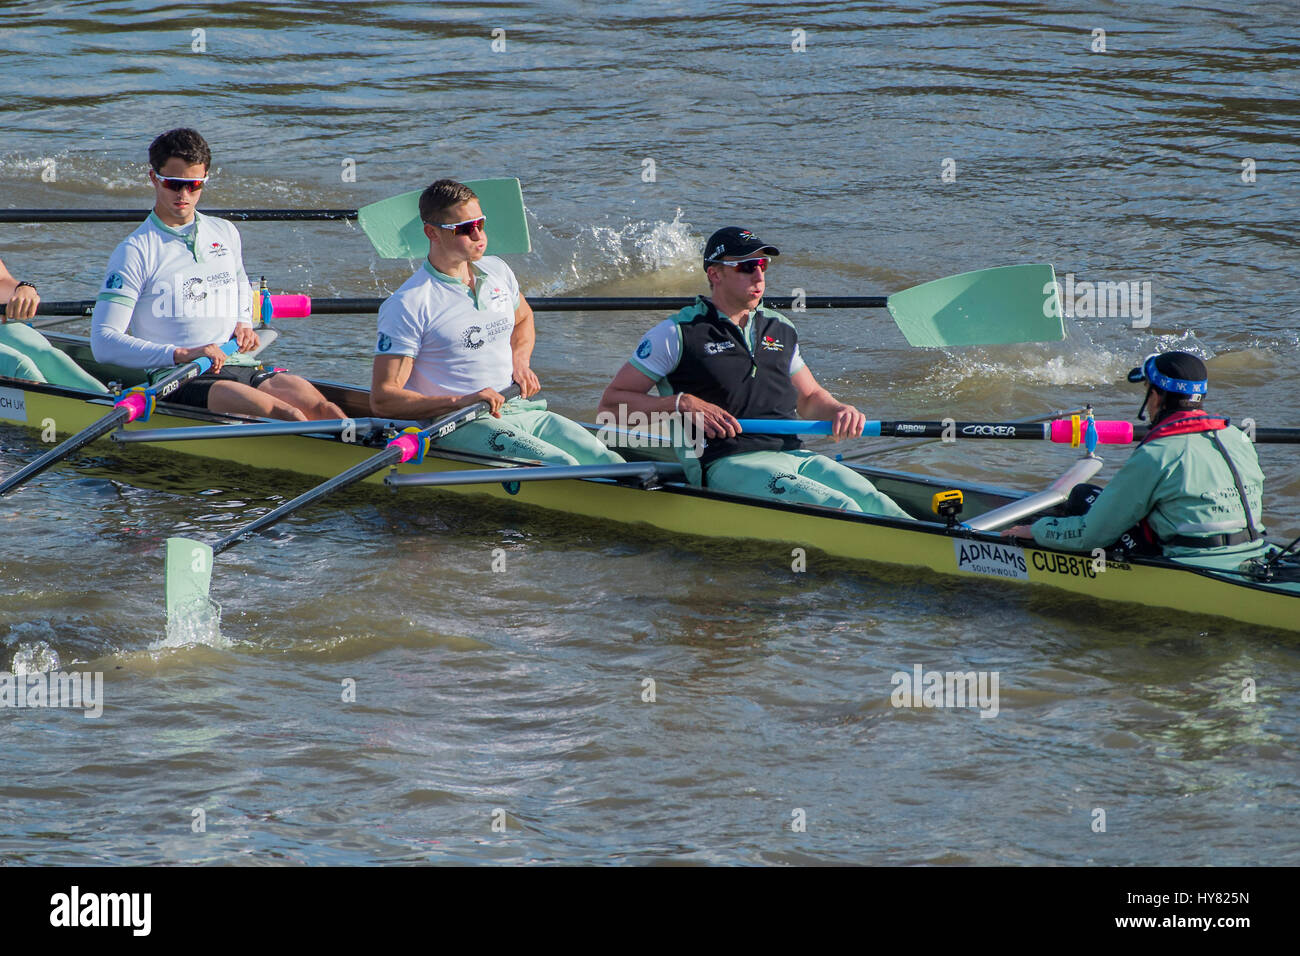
{"left": 1141, "top": 354, "right": 1207, "bottom": 396}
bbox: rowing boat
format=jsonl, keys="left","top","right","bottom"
{"left": 3, "top": 331, "right": 1298, "bottom": 633}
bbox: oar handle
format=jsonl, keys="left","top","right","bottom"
{"left": 1046, "top": 418, "right": 1131, "bottom": 445}
{"left": 114, "top": 340, "right": 241, "bottom": 424}
{"left": 389, "top": 384, "right": 524, "bottom": 463}
{"left": 37, "top": 295, "right": 311, "bottom": 321}
{"left": 269, "top": 294, "right": 311, "bottom": 318}
{"left": 735, "top": 419, "right": 837, "bottom": 436}
{"left": 162, "top": 338, "right": 240, "bottom": 380}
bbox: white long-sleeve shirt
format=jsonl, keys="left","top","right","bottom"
{"left": 91, "top": 211, "right": 251, "bottom": 368}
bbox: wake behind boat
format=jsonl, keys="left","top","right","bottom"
{"left": 2, "top": 329, "right": 1298, "bottom": 633}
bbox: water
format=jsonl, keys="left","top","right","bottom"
{"left": 1, "top": 0, "right": 1298, "bottom": 865}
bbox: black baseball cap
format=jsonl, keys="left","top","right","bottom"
{"left": 703, "top": 227, "right": 780, "bottom": 263}
{"left": 1127, "top": 350, "right": 1208, "bottom": 420}
{"left": 1126, "top": 351, "right": 1209, "bottom": 394}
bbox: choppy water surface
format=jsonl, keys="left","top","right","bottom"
{"left": 2, "top": 1, "right": 1298, "bottom": 865}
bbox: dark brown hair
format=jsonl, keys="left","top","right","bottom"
{"left": 418, "top": 179, "right": 479, "bottom": 224}
{"left": 148, "top": 128, "right": 211, "bottom": 172}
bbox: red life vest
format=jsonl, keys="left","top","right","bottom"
{"left": 1139, "top": 410, "right": 1229, "bottom": 446}
{"left": 1136, "top": 409, "right": 1260, "bottom": 547}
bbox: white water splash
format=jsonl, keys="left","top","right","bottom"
{"left": 157, "top": 599, "right": 230, "bottom": 651}
{"left": 530, "top": 209, "right": 700, "bottom": 295}
{"left": 0, "top": 151, "right": 144, "bottom": 193}
{"left": 924, "top": 327, "right": 1217, "bottom": 397}
{"left": 11, "top": 639, "right": 61, "bottom": 675}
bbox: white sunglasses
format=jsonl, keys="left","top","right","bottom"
{"left": 433, "top": 215, "right": 487, "bottom": 236}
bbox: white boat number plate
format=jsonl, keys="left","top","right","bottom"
{"left": 954, "top": 539, "right": 1029, "bottom": 581}
{"left": 0, "top": 386, "right": 28, "bottom": 423}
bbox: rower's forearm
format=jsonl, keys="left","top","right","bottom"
{"left": 599, "top": 388, "right": 677, "bottom": 417}
{"left": 370, "top": 387, "right": 467, "bottom": 420}
{"left": 510, "top": 315, "right": 535, "bottom": 366}
{"left": 796, "top": 388, "right": 841, "bottom": 420}
{"left": 510, "top": 333, "right": 535, "bottom": 365}
{"left": 90, "top": 298, "right": 175, "bottom": 368}
{"left": 0, "top": 258, "right": 16, "bottom": 300}
{"left": 1031, "top": 513, "right": 1121, "bottom": 553}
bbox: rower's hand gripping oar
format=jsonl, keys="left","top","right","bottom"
{"left": 0, "top": 340, "right": 240, "bottom": 497}
{"left": 164, "top": 384, "right": 521, "bottom": 621}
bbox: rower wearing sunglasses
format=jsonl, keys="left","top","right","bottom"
{"left": 90, "top": 128, "right": 343, "bottom": 421}
{"left": 599, "top": 227, "right": 908, "bottom": 517}
{"left": 1004, "top": 351, "right": 1267, "bottom": 564}
{"left": 370, "top": 179, "right": 623, "bottom": 465}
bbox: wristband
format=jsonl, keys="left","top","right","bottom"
{"left": 675, "top": 393, "right": 683, "bottom": 413}
{"left": 15, "top": 281, "right": 36, "bottom": 292}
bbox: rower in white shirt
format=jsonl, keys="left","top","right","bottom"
{"left": 370, "top": 178, "right": 622, "bottom": 466}
{"left": 91, "top": 127, "right": 342, "bottom": 422}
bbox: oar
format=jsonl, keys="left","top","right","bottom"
{"left": 41, "top": 295, "right": 882, "bottom": 317}
{"left": 384, "top": 460, "right": 685, "bottom": 489}
{"left": 1134, "top": 424, "right": 1300, "bottom": 444}
{"left": 839, "top": 405, "right": 1087, "bottom": 462}
{"left": 738, "top": 418, "right": 1300, "bottom": 444}
{"left": 163, "top": 384, "right": 521, "bottom": 620}
{"left": 355, "top": 178, "right": 529, "bottom": 258}
{"left": 884, "top": 263, "right": 1062, "bottom": 347}
{"left": 31, "top": 294, "right": 311, "bottom": 324}
{"left": 2, "top": 177, "right": 532, "bottom": 260}
{"left": 37, "top": 264, "right": 1065, "bottom": 347}
{"left": 0, "top": 340, "right": 240, "bottom": 497}
{"left": 736, "top": 417, "right": 1133, "bottom": 444}
{"left": 111, "top": 416, "right": 419, "bottom": 445}
{"left": 0, "top": 209, "right": 359, "bottom": 223}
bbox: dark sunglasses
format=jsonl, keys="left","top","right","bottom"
{"left": 155, "top": 174, "right": 208, "bottom": 193}
{"left": 712, "top": 256, "right": 770, "bottom": 274}
{"left": 435, "top": 215, "right": 487, "bottom": 236}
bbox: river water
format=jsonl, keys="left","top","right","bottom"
{"left": 1, "top": 0, "right": 1298, "bottom": 865}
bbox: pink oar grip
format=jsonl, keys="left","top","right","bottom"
{"left": 1049, "top": 419, "right": 1133, "bottom": 444}
{"left": 388, "top": 433, "right": 424, "bottom": 463}
{"left": 114, "top": 391, "right": 149, "bottom": 423}
{"left": 270, "top": 294, "right": 311, "bottom": 318}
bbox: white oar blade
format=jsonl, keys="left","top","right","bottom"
{"left": 886, "top": 263, "right": 1065, "bottom": 347}
{"left": 165, "top": 536, "right": 215, "bottom": 623}
{"left": 356, "top": 178, "right": 530, "bottom": 258}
